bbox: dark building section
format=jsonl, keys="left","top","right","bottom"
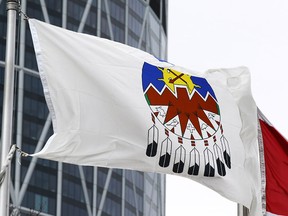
{"left": 0, "top": 0, "right": 167, "bottom": 215}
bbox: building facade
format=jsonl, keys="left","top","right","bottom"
{"left": 0, "top": 0, "right": 167, "bottom": 215}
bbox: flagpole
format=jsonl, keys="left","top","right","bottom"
{"left": 237, "top": 204, "right": 249, "bottom": 216}
{"left": 0, "top": 0, "right": 19, "bottom": 215}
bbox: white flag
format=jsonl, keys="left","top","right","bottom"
{"left": 29, "top": 19, "right": 262, "bottom": 215}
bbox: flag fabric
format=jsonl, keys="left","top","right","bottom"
{"left": 258, "top": 111, "right": 288, "bottom": 216}
{"left": 29, "top": 19, "right": 262, "bottom": 215}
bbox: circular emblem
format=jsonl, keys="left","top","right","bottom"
{"left": 142, "top": 62, "right": 221, "bottom": 140}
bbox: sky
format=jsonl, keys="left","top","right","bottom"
{"left": 166, "top": 0, "right": 288, "bottom": 215}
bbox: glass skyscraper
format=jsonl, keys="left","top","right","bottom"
{"left": 0, "top": 0, "right": 167, "bottom": 215}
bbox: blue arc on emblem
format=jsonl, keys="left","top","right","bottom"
{"left": 142, "top": 62, "right": 231, "bottom": 177}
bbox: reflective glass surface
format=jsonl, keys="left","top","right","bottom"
{"left": 0, "top": 0, "right": 167, "bottom": 215}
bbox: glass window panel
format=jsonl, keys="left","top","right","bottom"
{"left": 34, "top": 194, "right": 49, "bottom": 213}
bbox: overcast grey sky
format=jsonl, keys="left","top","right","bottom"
{"left": 166, "top": 0, "right": 288, "bottom": 215}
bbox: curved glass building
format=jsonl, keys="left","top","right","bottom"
{"left": 0, "top": 0, "right": 167, "bottom": 215}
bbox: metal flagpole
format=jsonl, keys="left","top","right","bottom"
{"left": 0, "top": 0, "right": 19, "bottom": 215}
{"left": 237, "top": 204, "right": 249, "bottom": 216}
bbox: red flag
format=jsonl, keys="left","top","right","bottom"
{"left": 259, "top": 114, "right": 288, "bottom": 215}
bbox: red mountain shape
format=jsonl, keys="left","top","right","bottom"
{"left": 145, "top": 86, "right": 219, "bottom": 138}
